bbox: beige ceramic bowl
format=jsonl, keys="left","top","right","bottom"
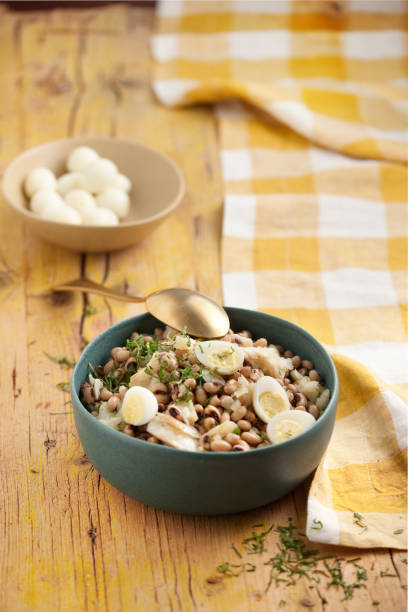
{"left": 2, "top": 137, "right": 185, "bottom": 252}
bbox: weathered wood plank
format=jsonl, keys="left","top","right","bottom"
{"left": 0, "top": 5, "right": 405, "bottom": 612}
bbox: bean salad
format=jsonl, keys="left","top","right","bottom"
{"left": 80, "top": 326, "right": 331, "bottom": 452}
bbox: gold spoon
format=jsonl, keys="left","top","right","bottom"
{"left": 52, "top": 278, "right": 230, "bottom": 338}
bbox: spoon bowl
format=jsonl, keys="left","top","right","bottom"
{"left": 52, "top": 278, "right": 230, "bottom": 338}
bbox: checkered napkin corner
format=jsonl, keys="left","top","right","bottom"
{"left": 306, "top": 353, "right": 407, "bottom": 550}
{"left": 152, "top": 0, "right": 408, "bottom": 163}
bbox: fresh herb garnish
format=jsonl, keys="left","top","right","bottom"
{"left": 380, "top": 569, "right": 397, "bottom": 577}
{"left": 243, "top": 523, "right": 273, "bottom": 555}
{"left": 30, "top": 468, "right": 40, "bottom": 474}
{"left": 232, "top": 544, "right": 242, "bottom": 558}
{"left": 84, "top": 305, "right": 98, "bottom": 317}
{"left": 311, "top": 519, "right": 323, "bottom": 530}
{"left": 56, "top": 382, "right": 70, "bottom": 392}
{"left": 394, "top": 528, "right": 404, "bottom": 535}
{"left": 44, "top": 352, "right": 75, "bottom": 368}
{"left": 177, "top": 390, "right": 193, "bottom": 404}
{"left": 353, "top": 512, "right": 368, "bottom": 534}
{"left": 233, "top": 427, "right": 241, "bottom": 435}
{"left": 217, "top": 562, "right": 256, "bottom": 576}
{"left": 28, "top": 340, "right": 37, "bottom": 346}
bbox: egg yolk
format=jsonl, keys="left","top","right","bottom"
{"left": 259, "top": 391, "right": 287, "bottom": 418}
{"left": 274, "top": 419, "right": 302, "bottom": 443}
{"left": 207, "top": 348, "right": 237, "bottom": 370}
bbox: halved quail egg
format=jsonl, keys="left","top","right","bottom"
{"left": 266, "top": 409, "right": 315, "bottom": 444}
{"left": 122, "top": 386, "right": 158, "bottom": 426}
{"left": 195, "top": 340, "right": 243, "bottom": 375}
{"left": 253, "top": 376, "right": 290, "bottom": 423}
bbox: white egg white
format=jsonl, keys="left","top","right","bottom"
{"left": 266, "top": 409, "right": 316, "bottom": 444}
{"left": 195, "top": 340, "right": 243, "bottom": 375}
{"left": 253, "top": 376, "right": 290, "bottom": 423}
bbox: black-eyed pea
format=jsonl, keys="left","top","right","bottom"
{"left": 113, "top": 348, "right": 130, "bottom": 363}
{"left": 276, "top": 345, "right": 284, "bottom": 355}
{"left": 257, "top": 442, "right": 269, "bottom": 448}
{"left": 123, "top": 425, "right": 135, "bottom": 437}
{"left": 254, "top": 338, "right": 267, "bottom": 347}
{"left": 295, "top": 404, "right": 306, "bottom": 411}
{"left": 169, "top": 405, "right": 183, "bottom": 420}
{"left": 286, "top": 383, "right": 297, "bottom": 393}
{"left": 302, "top": 360, "right": 314, "bottom": 371}
{"left": 232, "top": 441, "right": 250, "bottom": 451}
{"left": 241, "top": 432, "right": 262, "bottom": 446}
{"left": 203, "top": 381, "right": 222, "bottom": 394}
{"left": 118, "top": 385, "right": 128, "bottom": 400}
{"left": 291, "top": 355, "right": 301, "bottom": 368}
{"left": 245, "top": 411, "right": 257, "bottom": 423}
{"left": 239, "top": 330, "right": 252, "bottom": 338}
{"left": 283, "top": 377, "right": 291, "bottom": 386}
{"left": 143, "top": 335, "right": 153, "bottom": 343}
{"left": 231, "top": 405, "right": 247, "bottom": 422}
{"left": 147, "top": 436, "right": 159, "bottom": 444}
{"left": 308, "top": 404, "right": 320, "bottom": 419}
{"left": 210, "top": 439, "right": 232, "bottom": 452}
{"left": 309, "top": 370, "right": 321, "bottom": 382}
{"left": 294, "top": 392, "right": 306, "bottom": 406}
{"left": 184, "top": 378, "right": 197, "bottom": 390}
{"left": 103, "top": 359, "right": 115, "bottom": 375}
{"left": 194, "top": 404, "right": 204, "bottom": 417}
{"left": 250, "top": 368, "right": 263, "bottom": 382}
{"left": 107, "top": 395, "right": 120, "bottom": 412}
{"left": 100, "top": 387, "right": 112, "bottom": 401}
{"left": 154, "top": 328, "right": 163, "bottom": 337}
{"left": 283, "top": 349, "right": 294, "bottom": 358}
{"left": 195, "top": 386, "right": 207, "bottom": 405}
{"left": 131, "top": 332, "right": 139, "bottom": 340}
{"left": 223, "top": 379, "right": 238, "bottom": 395}
{"left": 220, "top": 412, "right": 231, "bottom": 423}
{"left": 209, "top": 395, "right": 221, "bottom": 407}
{"left": 231, "top": 372, "right": 241, "bottom": 380}
{"left": 220, "top": 395, "right": 234, "bottom": 410}
{"left": 237, "top": 419, "right": 251, "bottom": 432}
{"left": 203, "top": 417, "right": 216, "bottom": 431}
{"left": 240, "top": 366, "right": 252, "bottom": 378}
{"left": 188, "top": 353, "right": 199, "bottom": 365}
{"left": 225, "top": 433, "right": 241, "bottom": 446}
{"left": 151, "top": 381, "right": 168, "bottom": 394}
{"left": 239, "top": 393, "right": 251, "bottom": 407}
{"left": 204, "top": 406, "right": 221, "bottom": 422}
{"left": 286, "top": 391, "right": 294, "bottom": 403}
{"left": 91, "top": 410, "right": 98, "bottom": 417}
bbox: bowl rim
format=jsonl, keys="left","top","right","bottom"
{"left": 2, "top": 136, "right": 185, "bottom": 229}
{"left": 71, "top": 307, "right": 339, "bottom": 459}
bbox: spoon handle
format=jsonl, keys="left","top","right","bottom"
{"left": 52, "top": 278, "right": 145, "bottom": 303}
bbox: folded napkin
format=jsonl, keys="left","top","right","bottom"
{"left": 152, "top": 0, "right": 407, "bottom": 548}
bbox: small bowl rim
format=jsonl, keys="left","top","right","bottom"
{"left": 71, "top": 307, "right": 339, "bottom": 459}
{"left": 2, "top": 136, "right": 185, "bottom": 229}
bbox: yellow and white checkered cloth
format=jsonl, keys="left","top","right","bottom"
{"left": 152, "top": 0, "right": 407, "bottom": 548}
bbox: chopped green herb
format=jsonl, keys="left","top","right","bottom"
{"left": 177, "top": 390, "right": 193, "bottom": 404}
{"left": 372, "top": 602, "right": 380, "bottom": 606}
{"left": 217, "top": 562, "right": 256, "bottom": 577}
{"left": 311, "top": 519, "right": 323, "bottom": 530}
{"left": 56, "top": 382, "right": 70, "bottom": 393}
{"left": 198, "top": 344, "right": 204, "bottom": 353}
{"left": 28, "top": 340, "right": 37, "bottom": 346}
{"left": 243, "top": 524, "right": 273, "bottom": 555}
{"left": 49, "top": 411, "right": 72, "bottom": 415}
{"left": 353, "top": 512, "right": 368, "bottom": 534}
{"left": 232, "top": 544, "right": 242, "bottom": 558}
{"left": 380, "top": 569, "right": 397, "bottom": 577}
{"left": 233, "top": 427, "right": 241, "bottom": 435}
{"left": 394, "top": 529, "right": 404, "bottom": 535}
{"left": 44, "top": 352, "right": 75, "bottom": 368}
{"left": 30, "top": 468, "right": 40, "bottom": 474}
{"left": 84, "top": 305, "right": 98, "bottom": 317}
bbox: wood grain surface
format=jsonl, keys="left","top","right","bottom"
{"left": 0, "top": 5, "right": 406, "bottom": 611}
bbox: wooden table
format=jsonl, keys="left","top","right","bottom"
{"left": 0, "top": 5, "right": 406, "bottom": 611}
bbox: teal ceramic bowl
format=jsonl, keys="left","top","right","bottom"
{"left": 71, "top": 308, "right": 338, "bottom": 515}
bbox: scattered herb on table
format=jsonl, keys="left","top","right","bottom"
{"left": 84, "top": 305, "right": 98, "bottom": 317}
{"left": 30, "top": 468, "right": 40, "bottom": 474}
{"left": 56, "top": 382, "right": 70, "bottom": 392}
{"left": 217, "top": 562, "right": 256, "bottom": 576}
{"left": 243, "top": 523, "right": 273, "bottom": 555}
{"left": 311, "top": 519, "right": 323, "bottom": 530}
{"left": 28, "top": 340, "right": 37, "bottom": 346}
{"left": 372, "top": 601, "right": 380, "bottom": 606}
{"left": 394, "top": 529, "right": 404, "bottom": 535}
{"left": 353, "top": 512, "right": 368, "bottom": 534}
{"left": 49, "top": 411, "right": 72, "bottom": 415}
{"left": 232, "top": 544, "right": 242, "bottom": 558}
{"left": 44, "top": 352, "right": 75, "bottom": 368}
{"left": 380, "top": 569, "right": 397, "bottom": 577}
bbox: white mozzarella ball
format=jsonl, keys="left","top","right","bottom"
{"left": 80, "top": 158, "right": 118, "bottom": 194}
{"left": 65, "top": 189, "right": 96, "bottom": 216}
{"left": 56, "top": 172, "right": 83, "bottom": 196}
{"left": 25, "top": 167, "right": 56, "bottom": 197}
{"left": 82, "top": 207, "right": 119, "bottom": 226}
{"left": 30, "top": 190, "right": 65, "bottom": 215}
{"left": 40, "top": 203, "right": 82, "bottom": 225}
{"left": 96, "top": 188, "right": 130, "bottom": 219}
{"left": 67, "top": 146, "right": 99, "bottom": 172}
{"left": 112, "top": 173, "right": 132, "bottom": 193}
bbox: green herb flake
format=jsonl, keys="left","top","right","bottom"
{"left": 49, "top": 411, "right": 72, "bottom": 415}
{"left": 84, "top": 305, "right": 98, "bottom": 317}
{"left": 242, "top": 524, "right": 273, "bottom": 555}
{"left": 56, "top": 382, "right": 70, "bottom": 393}
{"left": 233, "top": 427, "right": 241, "bottom": 435}
{"left": 380, "top": 569, "right": 397, "bottom": 577}
{"left": 353, "top": 512, "right": 368, "bottom": 534}
{"left": 30, "top": 468, "right": 40, "bottom": 474}
{"left": 232, "top": 544, "right": 242, "bottom": 559}
{"left": 394, "top": 528, "right": 404, "bottom": 535}
{"left": 311, "top": 519, "right": 323, "bottom": 530}
{"left": 372, "top": 602, "right": 380, "bottom": 606}
{"left": 44, "top": 352, "right": 75, "bottom": 368}
{"left": 28, "top": 340, "right": 37, "bottom": 346}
